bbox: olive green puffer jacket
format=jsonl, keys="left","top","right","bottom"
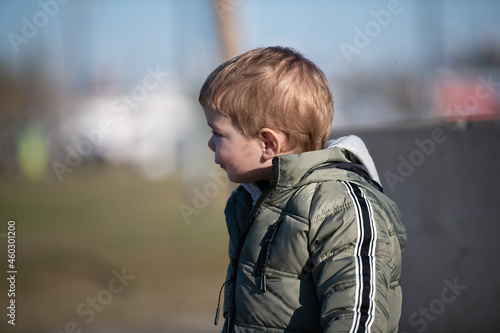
{"left": 218, "top": 145, "right": 406, "bottom": 333}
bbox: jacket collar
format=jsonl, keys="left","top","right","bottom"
{"left": 242, "top": 135, "right": 381, "bottom": 204}
{"left": 242, "top": 146, "right": 355, "bottom": 205}
{"left": 272, "top": 146, "right": 353, "bottom": 189}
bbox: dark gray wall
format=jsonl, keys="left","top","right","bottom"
{"left": 335, "top": 119, "right": 500, "bottom": 333}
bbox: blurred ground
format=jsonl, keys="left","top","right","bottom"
{"left": 0, "top": 168, "right": 231, "bottom": 333}
{"left": 0, "top": 118, "right": 499, "bottom": 333}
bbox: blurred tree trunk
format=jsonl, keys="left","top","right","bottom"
{"left": 213, "top": 0, "right": 241, "bottom": 61}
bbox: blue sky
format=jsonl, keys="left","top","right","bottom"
{"left": 1, "top": 0, "right": 499, "bottom": 93}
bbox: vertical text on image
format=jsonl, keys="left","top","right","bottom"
{"left": 6, "top": 220, "right": 17, "bottom": 326}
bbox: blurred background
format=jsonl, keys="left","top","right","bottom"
{"left": 0, "top": 0, "right": 499, "bottom": 332}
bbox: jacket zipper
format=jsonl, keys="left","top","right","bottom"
{"left": 222, "top": 163, "right": 280, "bottom": 332}
{"left": 255, "top": 218, "right": 283, "bottom": 292}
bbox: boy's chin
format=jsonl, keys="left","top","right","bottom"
{"left": 226, "top": 173, "right": 246, "bottom": 184}
{"left": 226, "top": 170, "right": 270, "bottom": 185}
{"left": 224, "top": 171, "right": 250, "bottom": 184}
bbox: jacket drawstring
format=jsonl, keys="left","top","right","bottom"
{"left": 214, "top": 279, "right": 232, "bottom": 325}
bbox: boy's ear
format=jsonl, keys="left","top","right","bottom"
{"left": 259, "top": 128, "right": 286, "bottom": 160}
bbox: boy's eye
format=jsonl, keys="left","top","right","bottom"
{"left": 212, "top": 130, "right": 222, "bottom": 137}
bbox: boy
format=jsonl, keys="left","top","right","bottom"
{"left": 199, "top": 46, "right": 406, "bottom": 333}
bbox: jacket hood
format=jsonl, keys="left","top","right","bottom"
{"left": 327, "top": 135, "right": 380, "bottom": 184}
{"left": 243, "top": 135, "right": 381, "bottom": 205}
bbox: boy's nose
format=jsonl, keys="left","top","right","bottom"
{"left": 207, "top": 136, "right": 216, "bottom": 152}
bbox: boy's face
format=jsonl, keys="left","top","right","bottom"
{"left": 204, "top": 107, "right": 273, "bottom": 184}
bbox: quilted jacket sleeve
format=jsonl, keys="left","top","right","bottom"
{"left": 310, "top": 181, "right": 403, "bottom": 333}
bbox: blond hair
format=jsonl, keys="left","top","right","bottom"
{"left": 199, "top": 46, "right": 333, "bottom": 152}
